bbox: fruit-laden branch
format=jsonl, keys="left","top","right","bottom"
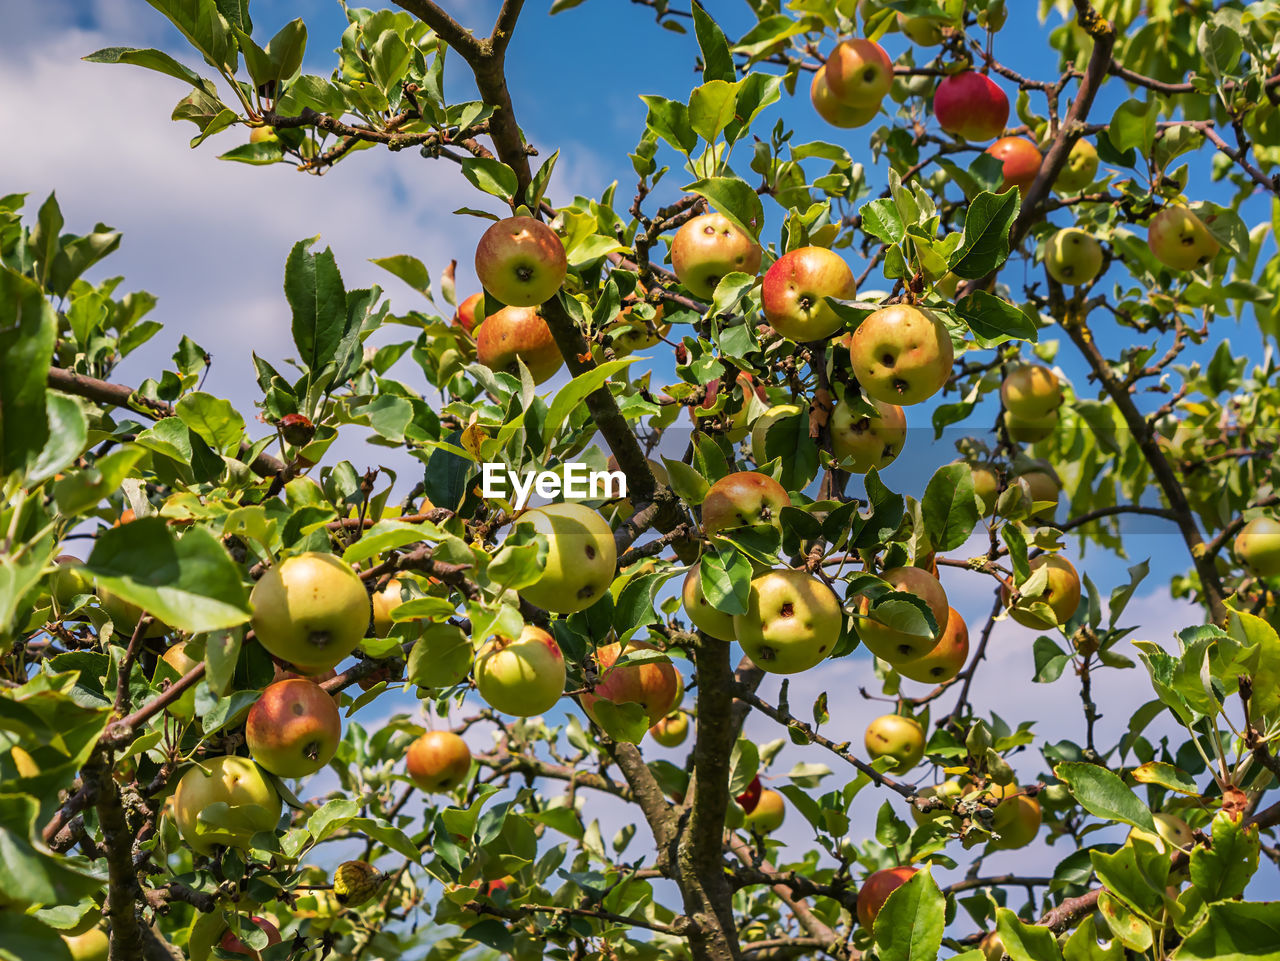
{"left": 104, "top": 662, "right": 207, "bottom": 746}
{"left": 475, "top": 747, "right": 636, "bottom": 801}
{"left": 726, "top": 834, "right": 846, "bottom": 957}
{"left": 263, "top": 105, "right": 495, "bottom": 163}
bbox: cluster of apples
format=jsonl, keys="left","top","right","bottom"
{"left": 809, "top": 38, "right": 895, "bottom": 129}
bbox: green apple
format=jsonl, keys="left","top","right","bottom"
{"left": 811, "top": 69, "right": 880, "bottom": 128}
{"left": 988, "top": 783, "right": 1042, "bottom": 850}
{"left": 1044, "top": 228, "right": 1103, "bottom": 285}
{"left": 246, "top": 678, "right": 341, "bottom": 778}
{"left": 743, "top": 788, "right": 786, "bottom": 833}
{"left": 1003, "top": 409, "right": 1058, "bottom": 444}
{"left": 899, "top": 13, "right": 944, "bottom": 44}
{"left": 910, "top": 779, "right": 964, "bottom": 826}
{"left": 160, "top": 642, "right": 201, "bottom": 720}
{"left": 847, "top": 305, "right": 954, "bottom": 406}
{"left": 682, "top": 562, "right": 737, "bottom": 641}
{"left": 50, "top": 555, "right": 92, "bottom": 612}
{"left": 474, "top": 215, "right": 567, "bottom": 307}
{"left": 857, "top": 566, "right": 950, "bottom": 665}
{"left": 864, "top": 714, "right": 925, "bottom": 773}
{"left": 515, "top": 503, "right": 616, "bottom": 613}
{"left": 650, "top": 710, "right": 690, "bottom": 747}
{"left": 406, "top": 730, "right": 472, "bottom": 792}
{"left": 62, "top": 929, "right": 109, "bottom": 961}
{"left": 1148, "top": 206, "right": 1219, "bottom": 272}
{"left": 172, "top": 755, "right": 282, "bottom": 855}
{"left": 830, "top": 397, "right": 906, "bottom": 473}
{"left": 734, "top": 569, "right": 843, "bottom": 674}
{"left": 1009, "top": 464, "right": 1061, "bottom": 521}
{"left": 1054, "top": 138, "right": 1099, "bottom": 194}
{"left": 969, "top": 462, "right": 1001, "bottom": 516}
{"left": 761, "top": 246, "right": 857, "bottom": 342}
{"left": 701, "top": 470, "right": 792, "bottom": 541}
{"left": 250, "top": 552, "right": 370, "bottom": 672}
{"left": 1001, "top": 364, "right": 1062, "bottom": 420}
{"left": 1235, "top": 516, "right": 1280, "bottom": 577}
{"left": 671, "top": 212, "right": 763, "bottom": 300}
{"left": 474, "top": 624, "right": 566, "bottom": 716}
{"left": 897, "top": 607, "right": 969, "bottom": 683}
{"left": 1002, "top": 554, "right": 1081, "bottom": 629}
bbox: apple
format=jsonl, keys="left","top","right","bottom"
{"left": 650, "top": 709, "right": 690, "bottom": 747}
{"left": 1001, "top": 364, "right": 1062, "bottom": 420}
{"left": 372, "top": 577, "right": 417, "bottom": 637}
{"left": 1003, "top": 409, "right": 1058, "bottom": 444}
{"left": 1010, "top": 464, "right": 1061, "bottom": 521}
{"left": 251, "top": 552, "right": 369, "bottom": 673}
{"left": 406, "top": 730, "right": 472, "bottom": 792}
{"left": 474, "top": 624, "right": 566, "bottom": 716}
{"left": 899, "top": 14, "right": 944, "bottom": 45}
{"left": 219, "top": 917, "right": 282, "bottom": 959}
{"left": 514, "top": 502, "right": 616, "bottom": 613}
{"left": 736, "top": 774, "right": 763, "bottom": 813}
{"left": 161, "top": 642, "right": 201, "bottom": 720}
{"left": 248, "top": 126, "right": 277, "bottom": 145}
{"left": 734, "top": 569, "right": 843, "bottom": 674}
{"left": 987, "top": 783, "right": 1042, "bottom": 850}
{"left": 980, "top": 932, "right": 1006, "bottom": 961}
{"left": 751, "top": 403, "right": 805, "bottom": 467}
{"left": 847, "top": 305, "right": 954, "bottom": 406}
{"left": 1148, "top": 206, "right": 1219, "bottom": 272}
{"left": 607, "top": 302, "right": 669, "bottom": 355}
{"left": 476, "top": 305, "right": 564, "bottom": 385}
{"left": 811, "top": 69, "right": 880, "bottom": 128}
{"left": 474, "top": 215, "right": 567, "bottom": 307}
{"left": 824, "top": 38, "right": 894, "bottom": 106}
{"left": 246, "top": 678, "right": 341, "bottom": 778}
{"left": 453, "top": 292, "right": 485, "bottom": 333}
{"left": 969, "top": 462, "right": 1001, "bottom": 516}
{"left": 1002, "top": 555, "right": 1081, "bottom": 629}
{"left": 50, "top": 555, "right": 92, "bottom": 611}
{"left": 897, "top": 607, "right": 969, "bottom": 683}
{"left": 1235, "top": 516, "right": 1280, "bottom": 577}
{"left": 671, "top": 212, "right": 763, "bottom": 300}
{"left": 98, "top": 587, "right": 168, "bottom": 639}
{"left": 1054, "top": 138, "right": 1099, "bottom": 194}
{"left": 701, "top": 470, "right": 792, "bottom": 541}
{"left": 857, "top": 867, "right": 918, "bottom": 928}
{"left": 1044, "top": 227, "right": 1103, "bottom": 285}
{"left": 933, "top": 71, "right": 1009, "bottom": 141}
{"left": 857, "top": 566, "right": 950, "bottom": 665}
{"left": 581, "top": 639, "right": 680, "bottom": 725}
{"left": 761, "top": 246, "right": 857, "bottom": 342}
{"left": 62, "top": 929, "right": 109, "bottom": 961}
{"left": 830, "top": 397, "right": 907, "bottom": 473}
{"left": 172, "top": 755, "right": 282, "bottom": 855}
{"left": 910, "top": 779, "right": 964, "bottom": 826}
{"left": 743, "top": 789, "right": 786, "bottom": 833}
{"left": 864, "top": 714, "right": 925, "bottom": 773}
{"left": 985, "top": 137, "right": 1041, "bottom": 196}
{"left": 682, "top": 562, "right": 737, "bottom": 641}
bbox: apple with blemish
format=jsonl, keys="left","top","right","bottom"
{"left": 250, "top": 552, "right": 370, "bottom": 673}
{"left": 474, "top": 215, "right": 567, "bottom": 307}
{"left": 474, "top": 624, "right": 566, "bottom": 716}
{"left": 1148, "top": 206, "right": 1219, "bottom": 271}
{"left": 513, "top": 502, "right": 616, "bottom": 613}
{"left": 172, "top": 755, "right": 281, "bottom": 855}
{"left": 734, "top": 569, "right": 843, "bottom": 674}
{"left": 701, "top": 470, "right": 792, "bottom": 540}
{"left": 476, "top": 305, "right": 564, "bottom": 385}
{"left": 897, "top": 607, "right": 969, "bottom": 684}
{"left": 1054, "top": 138, "right": 1099, "bottom": 194}
{"left": 830, "top": 397, "right": 906, "bottom": 473}
{"left": 1044, "top": 227, "right": 1103, "bottom": 286}
{"left": 682, "top": 562, "right": 737, "bottom": 641}
{"left": 864, "top": 714, "right": 925, "bottom": 773}
{"left": 847, "top": 305, "right": 954, "bottom": 406}
{"left": 246, "top": 678, "right": 342, "bottom": 778}
{"left": 1002, "top": 554, "right": 1081, "bottom": 629}
{"left": 811, "top": 69, "right": 879, "bottom": 128}
{"left": 406, "top": 731, "right": 472, "bottom": 793}
{"left": 857, "top": 566, "right": 949, "bottom": 665}
{"left": 581, "top": 639, "right": 680, "bottom": 725}
{"left": 671, "top": 212, "right": 763, "bottom": 300}
{"left": 824, "top": 38, "right": 894, "bottom": 106}
{"left": 761, "top": 245, "right": 857, "bottom": 342}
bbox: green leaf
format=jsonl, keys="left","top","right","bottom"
{"left": 28, "top": 393, "right": 87, "bottom": 485}
{"left": 587, "top": 699, "right": 650, "bottom": 744}
{"left": 699, "top": 548, "right": 751, "bottom": 616}
{"left": 369, "top": 254, "right": 431, "bottom": 299}
{"left": 689, "top": 80, "right": 738, "bottom": 144}
{"left": 285, "top": 238, "right": 348, "bottom": 373}
{"left": 683, "top": 177, "right": 764, "bottom": 241}
{"left": 874, "top": 867, "right": 945, "bottom": 961}
{"left": 0, "top": 268, "right": 57, "bottom": 476}
{"left": 1129, "top": 761, "right": 1198, "bottom": 795}
{"left": 544, "top": 357, "right": 637, "bottom": 438}
{"left": 1171, "top": 899, "right": 1280, "bottom": 961}
{"left": 995, "top": 907, "right": 1064, "bottom": 961}
{"left": 1189, "top": 810, "right": 1259, "bottom": 902}
{"left": 639, "top": 96, "right": 697, "bottom": 154}
{"left": 1055, "top": 762, "right": 1157, "bottom": 833}
{"left": 175, "top": 391, "right": 245, "bottom": 455}
{"left": 52, "top": 446, "right": 147, "bottom": 518}
{"left": 1097, "top": 891, "right": 1153, "bottom": 952}
{"left": 949, "top": 190, "right": 1021, "bottom": 280}
{"left": 264, "top": 18, "right": 307, "bottom": 82}
{"left": 1032, "top": 635, "right": 1070, "bottom": 683}
{"left": 953, "top": 291, "right": 1038, "bottom": 347}
{"left": 1109, "top": 99, "right": 1158, "bottom": 156}
{"left": 460, "top": 158, "right": 520, "bottom": 203}
{"left": 1089, "top": 846, "right": 1164, "bottom": 918}
{"left": 82, "top": 46, "right": 212, "bottom": 91}
{"left": 860, "top": 198, "right": 906, "bottom": 246}
{"left": 0, "top": 912, "right": 75, "bottom": 961}
{"left": 728, "top": 738, "right": 759, "bottom": 795}
{"left": 342, "top": 520, "right": 442, "bottom": 567}
{"left": 1061, "top": 916, "right": 1124, "bottom": 961}
{"left": 921, "top": 463, "right": 978, "bottom": 551}
{"left": 0, "top": 794, "right": 105, "bottom": 910}
{"left": 690, "top": 2, "right": 735, "bottom": 83}
{"left": 142, "top": 0, "right": 236, "bottom": 71}
{"left": 662, "top": 457, "right": 710, "bottom": 506}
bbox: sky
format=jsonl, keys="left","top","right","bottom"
{"left": 6, "top": 0, "right": 1276, "bottom": 936}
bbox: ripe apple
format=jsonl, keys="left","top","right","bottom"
{"left": 987, "top": 783, "right": 1042, "bottom": 850}
{"left": 372, "top": 578, "right": 416, "bottom": 637}
{"left": 910, "top": 779, "right": 964, "bottom": 826}
{"left": 985, "top": 137, "right": 1041, "bottom": 196}
{"left": 857, "top": 566, "right": 950, "bottom": 665}
{"left": 830, "top": 397, "right": 907, "bottom": 473}
{"left": 515, "top": 502, "right": 616, "bottom": 613}
{"left": 743, "top": 788, "right": 786, "bottom": 833}
{"left": 474, "top": 624, "right": 566, "bottom": 716}
{"left": 824, "top": 38, "right": 894, "bottom": 106}
{"left": 682, "top": 562, "right": 737, "bottom": 641}
{"left": 811, "top": 69, "right": 880, "bottom": 128}
{"left": 970, "top": 462, "right": 1001, "bottom": 516}
{"left": 581, "top": 639, "right": 680, "bottom": 725}
{"left": 736, "top": 774, "right": 763, "bottom": 813}
{"left": 1001, "top": 364, "right": 1062, "bottom": 420}
{"left": 1002, "top": 554, "right": 1081, "bottom": 629}
{"left": 248, "top": 126, "right": 277, "bottom": 145}
{"left": 251, "top": 552, "right": 370, "bottom": 673}
{"left": 751, "top": 403, "right": 805, "bottom": 467}
{"left": 476, "top": 305, "right": 564, "bottom": 385}
{"left": 864, "top": 714, "right": 925, "bottom": 773}
{"left": 453, "top": 292, "right": 484, "bottom": 333}
{"left": 406, "top": 730, "right": 472, "bottom": 792}
{"left": 1003, "top": 409, "right": 1058, "bottom": 444}
{"left": 899, "top": 14, "right": 944, "bottom": 45}
{"left": 160, "top": 642, "right": 201, "bottom": 720}
{"left": 172, "top": 755, "right": 282, "bottom": 855}
{"left": 474, "top": 215, "right": 567, "bottom": 307}
{"left": 671, "top": 212, "right": 763, "bottom": 300}
{"left": 1054, "top": 138, "right": 1099, "bottom": 194}
{"left": 897, "top": 607, "right": 969, "bottom": 683}
{"left": 761, "top": 246, "right": 857, "bottom": 342}
{"left": 734, "top": 569, "right": 843, "bottom": 674}
{"left": 246, "top": 678, "right": 341, "bottom": 778}
{"left": 933, "top": 71, "right": 1009, "bottom": 141}
{"left": 701, "top": 471, "right": 792, "bottom": 541}
{"left": 62, "top": 929, "right": 109, "bottom": 961}
{"left": 1235, "top": 516, "right": 1280, "bottom": 577}
{"left": 650, "top": 709, "right": 690, "bottom": 747}
{"left": 219, "top": 917, "right": 282, "bottom": 959}
{"left": 847, "top": 305, "right": 954, "bottom": 406}
{"left": 857, "top": 867, "right": 918, "bottom": 928}
{"left": 1044, "top": 227, "right": 1103, "bottom": 286}
{"left": 1148, "top": 206, "right": 1219, "bottom": 272}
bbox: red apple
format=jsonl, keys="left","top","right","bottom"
{"left": 811, "top": 69, "right": 879, "bottom": 128}
{"left": 933, "top": 71, "right": 1009, "bottom": 141}
{"left": 671, "top": 212, "right": 763, "bottom": 300}
{"left": 824, "top": 38, "right": 894, "bottom": 106}
{"left": 736, "top": 774, "right": 763, "bottom": 813}
{"left": 246, "top": 678, "right": 342, "bottom": 778}
{"left": 857, "top": 867, "right": 918, "bottom": 928}
{"left": 453, "top": 292, "right": 484, "bottom": 333}
{"left": 476, "top": 305, "right": 564, "bottom": 385}
{"left": 701, "top": 471, "right": 792, "bottom": 540}
{"left": 406, "top": 730, "right": 472, "bottom": 793}
{"left": 985, "top": 137, "right": 1041, "bottom": 196}
{"left": 581, "top": 639, "right": 680, "bottom": 725}
{"left": 761, "top": 246, "right": 857, "bottom": 342}
{"left": 474, "top": 216, "right": 567, "bottom": 307}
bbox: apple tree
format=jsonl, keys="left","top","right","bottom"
{"left": 5, "top": 0, "right": 1280, "bottom": 959}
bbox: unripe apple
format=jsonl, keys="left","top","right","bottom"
{"left": 682, "top": 562, "right": 737, "bottom": 641}
{"left": 1002, "top": 554, "right": 1081, "bottom": 629}
{"left": 810, "top": 69, "right": 880, "bottom": 128}
{"left": 830, "top": 398, "right": 906, "bottom": 473}
{"left": 650, "top": 709, "right": 690, "bottom": 747}
{"left": 160, "top": 642, "right": 201, "bottom": 720}
{"left": 1001, "top": 365, "right": 1062, "bottom": 420}
{"left": 372, "top": 578, "right": 415, "bottom": 637}
{"left": 847, "top": 305, "right": 954, "bottom": 406}
{"left": 857, "top": 566, "right": 949, "bottom": 665}
{"left": 406, "top": 730, "right": 472, "bottom": 792}
{"left": 250, "top": 552, "right": 370, "bottom": 673}
{"left": 1054, "top": 138, "right": 1099, "bottom": 194}
{"left": 1003, "top": 409, "right": 1058, "bottom": 444}
{"left": 985, "top": 137, "right": 1041, "bottom": 196}
{"left": 897, "top": 607, "right": 969, "bottom": 683}
{"left": 701, "top": 471, "right": 791, "bottom": 540}
{"left": 62, "top": 928, "right": 109, "bottom": 961}
{"left": 671, "top": 212, "right": 763, "bottom": 300}
{"left": 1235, "top": 516, "right": 1280, "bottom": 578}
{"left": 761, "top": 246, "right": 857, "bottom": 342}
{"left": 857, "top": 867, "right": 918, "bottom": 928}
{"left": 474, "top": 624, "right": 566, "bottom": 716}
{"left": 751, "top": 403, "right": 805, "bottom": 468}
{"left": 514, "top": 503, "right": 616, "bottom": 613}
{"left": 1044, "top": 228, "right": 1103, "bottom": 286}
{"left": 1009, "top": 465, "right": 1061, "bottom": 521}
{"left": 476, "top": 305, "right": 564, "bottom": 385}
{"left": 980, "top": 932, "right": 1006, "bottom": 961}
{"left": 864, "top": 714, "right": 925, "bottom": 773}
{"left": 933, "top": 71, "right": 1009, "bottom": 141}
{"left": 736, "top": 774, "right": 763, "bottom": 813}
{"left": 246, "top": 678, "right": 341, "bottom": 778}
{"left": 824, "top": 38, "right": 893, "bottom": 106}
{"left": 607, "top": 302, "right": 669, "bottom": 355}
{"left": 98, "top": 587, "right": 168, "bottom": 638}
{"left": 898, "top": 13, "right": 944, "bottom": 45}
{"left": 453, "top": 292, "right": 484, "bottom": 333}
{"left": 734, "top": 569, "right": 843, "bottom": 674}
{"left": 910, "top": 779, "right": 964, "bottom": 826}
{"left": 219, "top": 917, "right": 282, "bottom": 959}
{"left": 970, "top": 462, "right": 1001, "bottom": 516}
{"left": 1148, "top": 206, "right": 1219, "bottom": 272}
{"left": 988, "top": 783, "right": 1042, "bottom": 850}
{"left": 474, "top": 216, "right": 567, "bottom": 307}
{"left": 743, "top": 788, "right": 786, "bottom": 833}
{"left": 248, "top": 126, "right": 278, "bottom": 145}
{"left": 172, "top": 755, "right": 282, "bottom": 855}
{"left": 581, "top": 639, "right": 680, "bottom": 725}
{"left": 50, "top": 555, "right": 92, "bottom": 611}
